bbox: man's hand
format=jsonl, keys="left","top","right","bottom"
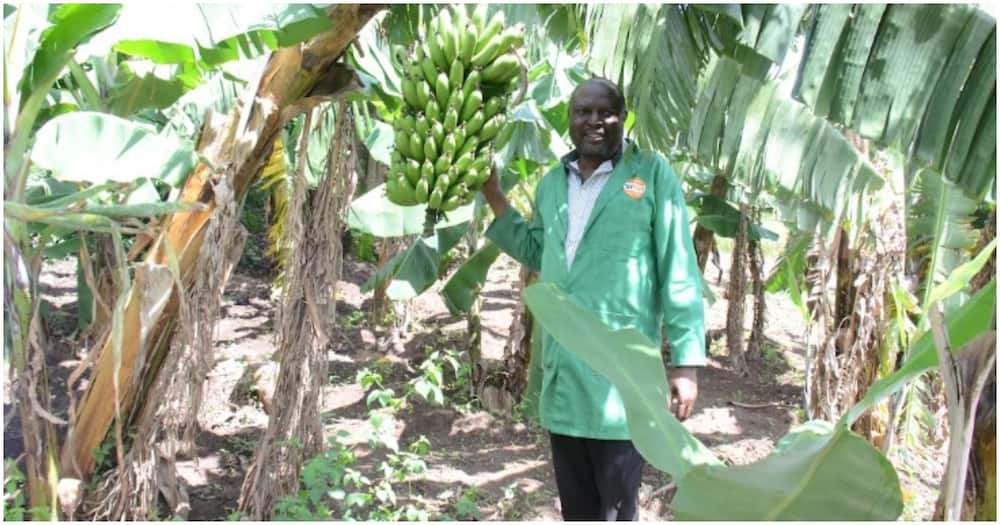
{"left": 669, "top": 367, "right": 698, "bottom": 421}
{"left": 481, "top": 164, "right": 509, "bottom": 219}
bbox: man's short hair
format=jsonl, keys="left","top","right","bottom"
{"left": 569, "top": 78, "right": 626, "bottom": 116}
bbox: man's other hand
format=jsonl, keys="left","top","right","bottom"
{"left": 669, "top": 367, "right": 698, "bottom": 420}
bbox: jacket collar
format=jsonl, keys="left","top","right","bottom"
{"left": 559, "top": 138, "right": 629, "bottom": 173}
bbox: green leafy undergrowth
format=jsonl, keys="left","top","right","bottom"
{"left": 275, "top": 347, "right": 477, "bottom": 521}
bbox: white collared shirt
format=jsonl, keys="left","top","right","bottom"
{"left": 564, "top": 158, "right": 615, "bottom": 270}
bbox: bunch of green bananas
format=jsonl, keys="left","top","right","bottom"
{"left": 386, "top": 5, "right": 524, "bottom": 213}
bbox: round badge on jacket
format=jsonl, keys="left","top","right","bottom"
{"left": 623, "top": 177, "right": 646, "bottom": 199}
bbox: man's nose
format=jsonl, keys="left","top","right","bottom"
{"left": 583, "top": 110, "right": 601, "bottom": 125}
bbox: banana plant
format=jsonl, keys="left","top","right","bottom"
{"left": 4, "top": 5, "right": 123, "bottom": 514}
{"left": 5, "top": 5, "right": 384, "bottom": 517}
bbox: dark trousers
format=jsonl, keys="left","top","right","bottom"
{"left": 549, "top": 433, "right": 644, "bottom": 521}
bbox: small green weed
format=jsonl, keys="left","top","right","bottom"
{"left": 451, "top": 487, "right": 482, "bottom": 521}
{"left": 3, "top": 459, "right": 27, "bottom": 521}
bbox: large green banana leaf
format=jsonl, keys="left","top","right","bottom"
{"left": 30, "top": 111, "right": 196, "bottom": 187}
{"left": 672, "top": 418, "right": 901, "bottom": 520}
{"left": 584, "top": 4, "right": 806, "bottom": 152}
{"left": 81, "top": 4, "right": 332, "bottom": 67}
{"left": 694, "top": 4, "right": 807, "bottom": 74}
{"left": 582, "top": 3, "right": 995, "bottom": 203}
{"left": 794, "top": 4, "right": 996, "bottom": 199}
{"left": 14, "top": 4, "right": 121, "bottom": 112}
{"left": 523, "top": 282, "right": 903, "bottom": 520}
{"left": 53, "top": 4, "right": 334, "bottom": 122}
{"left": 686, "top": 57, "right": 884, "bottom": 231}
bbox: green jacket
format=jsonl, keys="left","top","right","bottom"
{"left": 486, "top": 142, "right": 706, "bottom": 440}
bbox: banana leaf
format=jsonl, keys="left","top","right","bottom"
{"left": 82, "top": 4, "right": 332, "bottom": 66}
{"left": 523, "top": 282, "right": 903, "bottom": 520}
{"left": 349, "top": 12, "right": 404, "bottom": 107}
{"left": 692, "top": 4, "right": 743, "bottom": 26}
{"left": 4, "top": 200, "right": 197, "bottom": 222}
{"left": 16, "top": 4, "right": 121, "bottom": 110}
{"left": 5, "top": 3, "right": 121, "bottom": 184}
{"left": 764, "top": 230, "right": 812, "bottom": 318}
{"left": 741, "top": 4, "right": 807, "bottom": 67}
{"left": 925, "top": 239, "right": 996, "bottom": 308}
{"left": 104, "top": 66, "right": 188, "bottom": 117}
{"left": 361, "top": 222, "right": 469, "bottom": 301}
{"left": 522, "top": 282, "right": 720, "bottom": 480}
{"left": 686, "top": 58, "right": 884, "bottom": 231}
{"left": 672, "top": 419, "right": 901, "bottom": 520}
{"left": 529, "top": 56, "right": 585, "bottom": 136}
{"left": 30, "top": 111, "right": 197, "bottom": 188}
{"left": 440, "top": 242, "right": 502, "bottom": 316}
{"left": 794, "top": 4, "right": 996, "bottom": 198}
{"left": 497, "top": 101, "right": 566, "bottom": 167}
{"left": 362, "top": 120, "right": 394, "bottom": 167}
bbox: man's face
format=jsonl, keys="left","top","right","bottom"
{"left": 569, "top": 82, "right": 624, "bottom": 162}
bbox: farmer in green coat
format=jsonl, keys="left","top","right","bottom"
{"left": 481, "top": 78, "right": 706, "bottom": 521}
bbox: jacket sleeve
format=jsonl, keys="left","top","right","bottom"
{"left": 484, "top": 186, "right": 545, "bottom": 272}
{"left": 652, "top": 158, "right": 706, "bottom": 367}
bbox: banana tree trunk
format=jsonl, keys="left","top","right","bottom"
{"left": 464, "top": 220, "right": 485, "bottom": 387}
{"left": 61, "top": 3, "right": 382, "bottom": 485}
{"left": 239, "top": 100, "right": 356, "bottom": 519}
{"left": 747, "top": 206, "right": 766, "bottom": 359}
{"left": 810, "top": 206, "right": 904, "bottom": 432}
{"left": 726, "top": 203, "right": 749, "bottom": 375}
{"left": 3, "top": 230, "right": 59, "bottom": 516}
{"left": 502, "top": 266, "right": 537, "bottom": 403}
{"left": 962, "top": 371, "right": 996, "bottom": 520}
{"left": 930, "top": 327, "right": 996, "bottom": 521}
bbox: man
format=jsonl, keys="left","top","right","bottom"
{"left": 481, "top": 78, "right": 705, "bottom": 521}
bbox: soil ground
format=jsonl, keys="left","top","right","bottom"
{"left": 4, "top": 234, "right": 945, "bottom": 521}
